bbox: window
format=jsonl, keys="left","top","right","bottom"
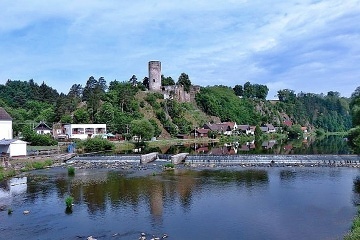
{"left": 96, "top": 128, "right": 105, "bottom": 134}
{"left": 72, "top": 128, "right": 84, "bottom": 134}
{"left": 85, "top": 128, "right": 94, "bottom": 134}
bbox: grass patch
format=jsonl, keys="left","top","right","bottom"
{"left": 0, "top": 168, "right": 16, "bottom": 181}
{"left": 21, "top": 159, "right": 54, "bottom": 172}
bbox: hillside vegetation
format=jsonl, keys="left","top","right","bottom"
{"left": 0, "top": 77, "right": 354, "bottom": 144}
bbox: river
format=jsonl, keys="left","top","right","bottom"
{"left": 1, "top": 164, "right": 359, "bottom": 240}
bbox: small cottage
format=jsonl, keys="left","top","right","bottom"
{"left": 34, "top": 121, "right": 52, "bottom": 135}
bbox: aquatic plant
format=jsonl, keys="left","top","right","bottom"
{"left": 67, "top": 166, "right": 75, "bottom": 176}
{"left": 164, "top": 163, "right": 175, "bottom": 169}
{"left": 65, "top": 196, "right": 74, "bottom": 209}
{"left": 344, "top": 207, "right": 360, "bottom": 240}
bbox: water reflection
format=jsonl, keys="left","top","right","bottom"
{"left": 352, "top": 176, "right": 360, "bottom": 205}
{"left": 2, "top": 167, "right": 359, "bottom": 240}
{"left": 136, "top": 135, "right": 351, "bottom": 155}
{"left": 40, "top": 169, "right": 270, "bottom": 218}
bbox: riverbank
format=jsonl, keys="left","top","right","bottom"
{"left": 0, "top": 155, "right": 68, "bottom": 181}
{"left": 344, "top": 207, "right": 360, "bottom": 240}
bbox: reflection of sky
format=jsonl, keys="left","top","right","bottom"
{"left": 1, "top": 168, "right": 359, "bottom": 240}
{"left": 0, "top": 177, "right": 27, "bottom": 207}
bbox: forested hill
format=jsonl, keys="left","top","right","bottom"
{"left": 0, "top": 78, "right": 352, "bottom": 138}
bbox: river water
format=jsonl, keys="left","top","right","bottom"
{"left": 1, "top": 165, "right": 359, "bottom": 240}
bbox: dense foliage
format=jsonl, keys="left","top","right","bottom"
{"left": 0, "top": 76, "right": 355, "bottom": 143}
{"left": 276, "top": 90, "right": 351, "bottom": 132}
{"left": 77, "top": 137, "right": 115, "bottom": 152}
{"left": 196, "top": 85, "right": 261, "bottom": 124}
{"left": 348, "top": 86, "right": 360, "bottom": 153}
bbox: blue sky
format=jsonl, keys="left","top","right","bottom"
{"left": 1, "top": 0, "right": 359, "bottom": 99}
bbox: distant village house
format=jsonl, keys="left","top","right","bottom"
{"left": 34, "top": 121, "right": 52, "bottom": 135}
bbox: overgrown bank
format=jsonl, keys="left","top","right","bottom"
{"left": 344, "top": 208, "right": 360, "bottom": 240}
{"left": 0, "top": 158, "right": 54, "bottom": 181}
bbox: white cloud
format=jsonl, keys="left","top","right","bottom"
{"left": 0, "top": 0, "right": 359, "bottom": 96}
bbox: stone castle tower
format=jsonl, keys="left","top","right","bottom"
{"left": 148, "top": 61, "right": 161, "bottom": 91}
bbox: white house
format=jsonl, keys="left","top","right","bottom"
{"left": 0, "top": 107, "right": 13, "bottom": 139}
{"left": 34, "top": 121, "right": 52, "bottom": 135}
{"left": 0, "top": 107, "right": 27, "bottom": 157}
{"left": 0, "top": 139, "right": 27, "bottom": 157}
{"left": 63, "top": 124, "right": 107, "bottom": 140}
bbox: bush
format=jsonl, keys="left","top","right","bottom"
{"left": 78, "top": 137, "right": 115, "bottom": 153}
{"left": 164, "top": 163, "right": 175, "bottom": 169}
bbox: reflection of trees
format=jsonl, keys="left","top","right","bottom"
{"left": 26, "top": 175, "right": 55, "bottom": 203}
{"left": 280, "top": 170, "right": 296, "bottom": 181}
{"left": 199, "top": 169, "right": 269, "bottom": 188}
{"left": 352, "top": 176, "right": 360, "bottom": 205}
{"left": 50, "top": 169, "right": 269, "bottom": 218}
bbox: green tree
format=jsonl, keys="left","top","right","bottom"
{"left": 130, "top": 119, "right": 155, "bottom": 141}
{"left": 107, "top": 81, "right": 138, "bottom": 113}
{"left": 129, "top": 75, "right": 138, "bottom": 86}
{"left": 161, "top": 75, "right": 175, "bottom": 86}
{"left": 350, "top": 86, "right": 360, "bottom": 126}
{"left": 233, "top": 85, "right": 243, "bottom": 97}
{"left": 243, "top": 82, "right": 254, "bottom": 98}
{"left": 73, "top": 108, "right": 90, "bottom": 124}
{"left": 177, "top": 73, "right": 191, "bottom": 92}
{"left": 277, "top": 89, "right": 296, "bottom": 103}
{"left": 149, "top": 119, "right": 162, "bottom": 137}
{"left": 95, "top": 102, "right": 115, "bottom": 131}
{"left": 83, "top": 76, "right": 107, "bottom": 122}
{"left": 254, "top": 84, "right": 269, "bottom": 99}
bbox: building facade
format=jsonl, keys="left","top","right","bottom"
{"left": 63, "top": 124, "right": 107, "bottom": 140}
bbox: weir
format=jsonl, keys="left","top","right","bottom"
{"left": 68, "top": 154, "right": 141, "bottom": 163}
{"left": 66, "top": 153, "right": 360, "bottom": 166}
{"left": 185, "top": 154, "right": 360, "bottom": 165}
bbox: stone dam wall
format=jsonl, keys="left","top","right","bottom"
{"left": 67, "top": 154, "right": 360, "bottom": 166}
{"left": 185, "top": 154, "right": 360, "bottom": 165}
